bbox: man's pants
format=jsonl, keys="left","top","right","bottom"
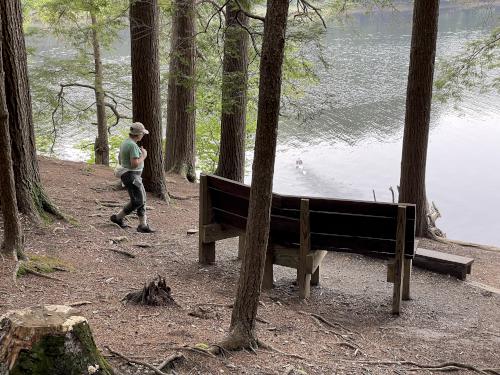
{"left": 121, "top": 171, "right": 146, "bottom": 217}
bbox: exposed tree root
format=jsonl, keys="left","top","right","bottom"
{"left": 357, "top": 360, "right": 498, "bottom": 374}
{"left": 105, "top": 346, "right": 169, "bottom": 375}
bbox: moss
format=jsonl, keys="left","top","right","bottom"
{"left": 17, "top": 254, "right": 73, "bottom": 277}
{"left": 9, "top": 322, "right": 113, "bottom": 375}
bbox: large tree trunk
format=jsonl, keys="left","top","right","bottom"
{"left": 221, "top": 0, "right": 289, "bottom": 349}
{"left": 165, "top": 14, "right": 178, "bottom": 172}
{"left": 130, "top": 0, "right": 168, "bottom": 200}
{"left": 0, "top": 18, "right": 24, "bottom": 261}
{"left": 91, "top": 13, "right": 110, "bottom": 166}
{"left": 168, "top": 0, "right": 196, "bottom": 182}
{"left": 215, "top": 1, "right": 249, "bottom": 182}
{"left": 0, "top": 0, "right": 60, "bottom": 221}
{"left": 0, "top": 305, "right": 113, "bottom": 375}
{"left": 399, "top": 0, "right": 440, "bottom": 237}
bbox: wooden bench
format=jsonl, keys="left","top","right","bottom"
{"left": 198, "top": 174, "right": 416, "bottom": 314}
{"left": 414, "top": 248, "right": 474, "bottom": 280}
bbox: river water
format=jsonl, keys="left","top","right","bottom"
{"left": 252, "top": 5, "right": 500, "bottom": 246}
{"left": 29, "top": 4, "right": 500, "bottom": 246}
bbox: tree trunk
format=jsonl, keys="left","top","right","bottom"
{"left": 168, "top": 0, "right": 196, "bottom": 182}
{"left": 0, "top": 19, "right": 24, "bottom": 261}
{"left": 399, "top": 0, "right": 440, "bottom": 237}
{"left": 0, "top": 0, "right": 60, "bottom": 221}
{"left": 222, "top": 0, "right": 289, "bottom": 349}
{"left": 215, "top": 1, "right": 249, "bottom": 183}
{"left": 91, "top": 12, "right": 109, "bottom": 166}
{"left": 0, "top": 305, "right": 113, "bottom": 375}
{"left": 130, "top": 0, "right": 168, "bottom": 200}
{"left": 165, "top": 14, "right": 178, "bottom": 172}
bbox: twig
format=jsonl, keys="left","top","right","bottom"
{"left": 256, "top": 316, "right": 270, "bottom": 324}
{"left": 106, "top": 248, "right": 136, "bottom": 258}
{"left": 67, "top": 301, "right": 93, "bottom": 307}
{"left": 105, "top": 346, "right": 169, "bottom": 375}
{"left": 168, "top": 193, "right": 198, "bottom": 200}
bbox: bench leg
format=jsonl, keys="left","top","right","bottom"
{"left": 392, "top": 206, "right": 406, "bottom": 315}
{"left": 262, "top": 247, "right": 274, "bottom": 290}
{"left": 199, "top": 240, "right": 215, "bottom": 265}
{"left": 297, "top": 269, "right": 311, "bottom": 299}
{"left": 311, "top": 266, "right": 320, "bottom": 286}
{"left": 237, "top": 235, "right": 245, "bottom": 260}
{"left": 403, "top": 258, "right": 412, "bottom": 300}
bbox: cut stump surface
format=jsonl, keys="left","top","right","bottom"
{"left": 0, "top": 305, "right": 113, "bottom": 375}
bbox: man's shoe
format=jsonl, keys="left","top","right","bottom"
{"left": 110, "top": 214, "right": 128, "bottom": 228}
{"left": 137, "top": 224, "right": 155, "bottom": 233}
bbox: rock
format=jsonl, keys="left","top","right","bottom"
{"left": 0, "top": 305, "right": 113, "bottom": 375}
{"left": 109, "top": 236, "right": 128, "bottom": 244}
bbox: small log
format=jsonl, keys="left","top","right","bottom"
{"left": 0, "top": 305, "right": 113, "bottom": 375}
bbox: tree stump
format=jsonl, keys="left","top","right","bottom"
{"left": 0, "top": 305, "right": 113, "bottom": 375}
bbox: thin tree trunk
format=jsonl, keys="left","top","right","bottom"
{"left": 0, "top": 18, "right": 24, "bottom": 261}
{"left": 0, "top": 0, "right": 60, "bottom": 221}
{"left": 399, "top": 0, "right": 440, "bottom": 237}
{"left": 130, "top": 0, "right": 168, "bottom": 200}
{"left": 221, "top": 0, "right": 289, "bottom": 349}
{"left": 215, "top": 1, "right": 249, "bottom": 182}
{"left": 91, "top": 12, "right": 109, "bottom": 166}
{"left": 169, "top": 0, "right": 196, "bottom": 182}
{"left": 165, "top": 13, "right": 178, "bottom": 172}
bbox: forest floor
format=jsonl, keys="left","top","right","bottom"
{"left": 0, "top": 157, "right": 499, "bottom": 375}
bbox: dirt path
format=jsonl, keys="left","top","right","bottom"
{"left": 1, "top": 157, "right": 499, "bottom": 374}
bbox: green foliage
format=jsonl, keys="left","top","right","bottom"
{"left": 435, "top": 26, "right": 500, "bottom": 103}
{"left": 77, "top": 129, "right": 127, "bottom": 165}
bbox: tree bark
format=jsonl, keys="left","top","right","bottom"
{"left": 168, "top": 0, "right": 196, "bottom": 182}
{"left": 222, "top": 0, "right": 289, "bottom": 349}
{"left": 91, "top": 12, "right": 110, "bottom": 166}
{"left": 0, "top": 18, "right": 24, "bottom": 261}
{"left": 130, "top": 0, "right": 168, "bottom": 200}
{"left": 399, "top": 0, "right": 440, "bottom": 237}
{"left": 165, "top": 14, "right": 178, "bottom": 172}
{"left": 0, "top": 305, "right": 113, "bottom": 375}
{"left": 0, "top": 0, "right": 60, "bottom": 221}
{"left": 215, "top": 1, "right": 249, "bottom": 183}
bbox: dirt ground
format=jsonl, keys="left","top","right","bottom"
{"left": 1, "top": 157, "right": 499, "bottom": 375}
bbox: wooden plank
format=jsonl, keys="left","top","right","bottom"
{"left": 392, "top": 205, "right": 406, "bottom": 315}
{"left": 416, "top": 248, "right": 474, "bottom": 266}
{"left": 201, "top": 223, "right": 244, "bottom": 243}
{"left": 311, "top": 267, "right": 320, "bottom": 286}
{"left": 306, "top": 250, "right": 327, "bottom": 276}
{"left": 414, "top": 248, "right": 474, "bottom": 280}
{"left": 262, "top": 244, "right": 274, "bottom": 290}
{"left": 403, "top": 258, "right": 412, "bottom": 300}
{"left": 298, "top": 199, "right": 311, "bottom": 299}
{"left": 199, "top": 174, "right": 215, "bottom": 264}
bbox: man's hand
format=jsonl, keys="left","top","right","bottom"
{"left": 140, "top": 146, "right": 148, "bottom": 159}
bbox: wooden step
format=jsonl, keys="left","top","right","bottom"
{"left": 414, "top": 248, "right": 474, "bottom": 280}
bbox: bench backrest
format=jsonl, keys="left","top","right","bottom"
{"left": 204, "top": 174, "right": 416, "bottom": 258}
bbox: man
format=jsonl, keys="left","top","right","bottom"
{"left": 111, "top": 122, "right": 155, "bottom": 233}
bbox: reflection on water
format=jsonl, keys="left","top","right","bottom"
{"left": 249, "top": 5, "right": 500, "bottom": 246}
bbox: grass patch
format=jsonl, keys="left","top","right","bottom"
{"left": 17, "top": 254, "right": 73, "bottom": 277}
